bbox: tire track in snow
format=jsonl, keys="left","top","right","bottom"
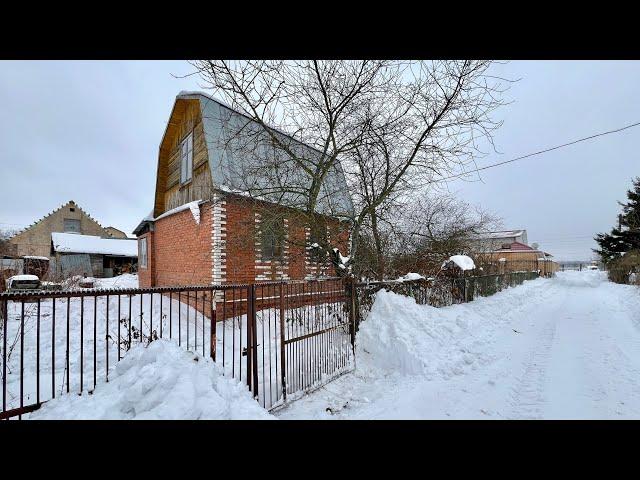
{"left": 507, "top": 319, "right": 557, "bottom": 420}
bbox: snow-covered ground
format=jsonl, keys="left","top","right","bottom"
{"left": 93, "top": 273, "right": 140, "bottom": 290}
{"left": 8, "top": 270, "right": 640, "bottom": 419}
{"left": 30, "top": 340, "right": 273, "bottom": 420}
{"left": 277, "top": 271, "right": 640, "bottom": 419}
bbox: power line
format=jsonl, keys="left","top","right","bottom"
{"left": 437, "top": 120, "right": 640, "bottom": 183}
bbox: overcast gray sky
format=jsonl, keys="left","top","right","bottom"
{"left": 0, "top": 61, "right": 638, "bottom": 261}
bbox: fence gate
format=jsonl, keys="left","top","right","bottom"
{"left": 278, "top": 280, "right": 355, "bottom": 405}
{"left": 1, "top": 279, "right": 357, "bottom": 419}
{"left": 236, "top": 280, "right": 355, "bottom": 410}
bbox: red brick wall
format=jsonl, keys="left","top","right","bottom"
{"left": 221, "top": 194, "right": 350, "bottom": 284}
{"left": 139, "top": 195, "right": 351, "bottom": 291}
{"left": 140, "top": 203, "right": 213, "bottom": 288}
{"left": 223, "top": 198, "right": 257, "bottom": 284}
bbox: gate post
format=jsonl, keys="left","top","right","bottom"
{"left": 209, "top": 289, "right": 216, "bottom": 362}
{"left": 249, "top": 285, "right": 259, "bottom": 400}
{"left": 279, "top": 283, "right": 287, "bottom": 401}
{"left": 246, "top": 285, "right": 253, "bottom": 392}
{"left": 346, "top": 277, "right": 357, "bottom": 348}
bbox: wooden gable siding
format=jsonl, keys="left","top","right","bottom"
{"left": 155, "top": 99, "right": 212, "bottom": 217}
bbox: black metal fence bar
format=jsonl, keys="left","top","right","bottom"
{"left": 0, "top": 279, "right": 353, "bottom": 418}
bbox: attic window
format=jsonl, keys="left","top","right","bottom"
{"left": 180, "top": 132, "right": 193, "bottom": 184}
{"left": 63, "top": 218, "right": 81, "bottom": 233}
{"left": 501, "top": 243, "right": 511, "bottom": 249}
{"left": 69, "top": 207, "right": 75, "bottom": 212}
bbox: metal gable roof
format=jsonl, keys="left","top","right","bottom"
{"left": 177, "top": 91, "right": 355, "bottom": 218}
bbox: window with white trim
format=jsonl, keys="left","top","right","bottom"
{"left": 180, "top": 132, "right": 193, "bottom": 184}
{"left": 139, "top": 237, "right": 148, "bottom": 268}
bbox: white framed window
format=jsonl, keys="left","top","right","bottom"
{"left": 180, "top": 132, "right": 193, "bottom": 184}
{"left": 139, "top": 237, "right": 148, "bottom": 269}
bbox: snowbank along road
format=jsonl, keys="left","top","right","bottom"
{"left": 277, "top": 271, "right": 640, "bottom": 419}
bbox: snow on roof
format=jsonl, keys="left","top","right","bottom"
{"left": 472, "top": 230, "right": 525, "bottom": 240}
{"left": 52, "top": 233, "right": 138, "bottom": 257}
{"left": 153, "top": 200, "right": 202, "bottom": 224}
{"left": 23, "top": 255, "right": 49, "bottom": 260}
{"left": 444, "top": 255, "right": 476, "bottom": 271}
{"left": 500, "top": 241, "right": 534, "bottom": 251}
{"left": 398, "top": 272, "right": 425, "bottom": 281}
{"left": 8, "top": 274, "right": 39, "bottom": 282}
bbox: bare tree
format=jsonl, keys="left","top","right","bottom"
{"left": 190, "top": 60, "right": 508, "bottom": 275}
{"left": 0, "top": 228, "right": 18, "bottom": 257}
{"left": 355, "top": 193, "right": 500, "bottom": 279}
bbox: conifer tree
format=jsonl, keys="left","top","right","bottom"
{"left": 594, "top": 177, "right": 640, "bottom": 262}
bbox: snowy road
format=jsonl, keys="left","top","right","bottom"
{"left": 277, "top": 271, "right": 640, "bottom": 419}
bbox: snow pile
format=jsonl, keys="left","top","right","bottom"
{"left": 94, "top": 273, "right": 139, "bottom": 290}
{"left": 399, "top": 272, "right": 425, "bottom": 281}
{"left": 7, "top": 274, "right": 39, "bottom": 288}
{"left": 355, "top": 277, "right": 546, "bottom": 380}
{"left": 553, "top": 270, "right": 607, "bottom": 288}
{"left": 30, "top": 340, "right": 274, "bottom": 420}
{"left": 445, "top": 255, "right": 475, "bottom": 271}
{"left": 7, "top": 274, "right": 39, "bottom": 282}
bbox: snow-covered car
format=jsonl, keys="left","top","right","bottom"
{"left": 6, "top": 274, "right": 41, "bottom": 291}
{"left": 586, "top": 265, "right": 599, "bottom": 271}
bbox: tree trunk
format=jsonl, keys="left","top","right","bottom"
{"left": 370, "top": 211, "right": 385, "bottom": 281}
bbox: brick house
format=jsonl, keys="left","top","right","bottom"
{"left": 133, "top": 91, "right": 353, "bottom": 289}
{"left": 471, "top": 230, "right": 559, "bottom": 276}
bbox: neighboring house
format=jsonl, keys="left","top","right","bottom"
{"left": 6, "top": 200, "right": 135, "bottom": 278}
{"left": 104, "top": 226, "right": 128, "bottom": 239}
{"left": 51, "top": 232, "right": 138, "bottom": 278}
{"left": 8, "top": 201, "right": 110, "bottom": 258}
{"left": 134, "top": 91, "right": 353, "bottom": 289}
{"left": 472, "top": 231, "right": 559, "bottom": 276}
{"left": 470, "top": 229, "right": 529, "bottom": 253}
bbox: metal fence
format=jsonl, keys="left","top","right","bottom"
{"left": 1, "top": 266, "right": 541, "bottom": 420}
{"left": 354, "top": 270, "right": 540, "bottom": 329}
{"left": 0, "top": 279, "right": 355, "bottom": 419}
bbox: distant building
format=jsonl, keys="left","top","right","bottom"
{"left": 5, "top": 200, "right": 135, "bottom": 278}
{"left": 51, "top": 232, "right": 137, "bottom": 278}
{"left": 104, "top": 226, "right": 128, "bottom": 239}
{"left": 471, "top": 229, "right": 558, "bottom": 276}
{"left": 470, "top": 229, "right": 529, "bottom": 252}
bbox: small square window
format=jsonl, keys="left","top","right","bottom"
{"left": 63, "top": 218, "right": 81, "bottom": 233}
